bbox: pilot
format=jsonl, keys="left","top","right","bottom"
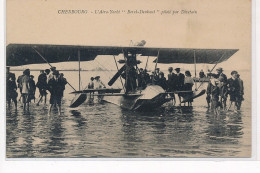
{"left": 157, "top": 72, "right": 167, "bottom": 90}
{"left": 153, "top": 68, "right": 160, "bottom": 84}
{"left": 137, "top": 68, "right": 144, "bottom": 89}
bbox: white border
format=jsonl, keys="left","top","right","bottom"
{"left": 0, "top": 0, "right": 259, "bottom": 172}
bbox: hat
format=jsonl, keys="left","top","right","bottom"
{"left": 23, "top": 69, "right": 30, "bottom": 75}
{"left": 95, "top": 76, "right": 100, "bottom": 79}
{"left": 231, "top": 71, "right": 238, "bottom": 75}
{"left": 168, "top": 67, "right": 173, "bottom": 71}
{"left": 155, "top": 68, "right": 160, "bottom": 70}
{"left": 50, "top": 67, "right": 56, "bottom": 71}
{"left": 175, "top": 68, "right": 180, "bottom": 71}
{"left": 185, "top": 71, "right": 191, "bottom": 76}
{"left": 216, "top": 67, "right": 223, "bottom": 71}
{"left": 45, "top": 69, "right": 50, "bottom": 74}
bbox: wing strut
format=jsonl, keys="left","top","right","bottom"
{"left": 194, "top": 50, "right": 198, "bottom": 89}
{"left": 78, "top": 49, "right": 81, "bottom": 90}
{"left": 144, "top": 56, "right": 149, "bottom": 71}
{"left": 31, "top": 47, "right": 77, "bottom": 91}
{"left": 152, "top": 50, "right": 160, "bottom": 82}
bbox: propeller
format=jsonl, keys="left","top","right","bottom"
{"left": 108, "top": 64, "right": 126, "bottom": 86}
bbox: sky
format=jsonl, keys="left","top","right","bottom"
{"left": 6, "top": 0, "right": 252, "bottom": 72}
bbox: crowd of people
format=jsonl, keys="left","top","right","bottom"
{"left": 87, "top": 76, "right": 106, "bottom": 102}
{"left": 135, "top": 66, "right": 244, "bottom": 113}
{"left": 135, "top": 67, "right": 194, "bottom": 105}
{"left": 6, "top": 67, "right": 67, "bottom": 115}
{"left": 206, "top": 68, "right": 244, "bottom": 114}
{"left": 6, "top": 65, "right": 244, "bottom": 115}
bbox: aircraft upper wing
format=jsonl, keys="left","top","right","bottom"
{"left": 6, "top": 43, "right": 238, "bottom": 66}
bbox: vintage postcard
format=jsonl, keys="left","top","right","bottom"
{"left": 5, "top": 0, "right": 252, "bottom": 158}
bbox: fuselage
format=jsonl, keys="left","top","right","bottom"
{"left": 103, "top": 85, "right": 169, "bottom": 110}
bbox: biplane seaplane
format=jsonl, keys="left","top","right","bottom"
{"left": 6, "top": 43, "right": 238, "bottom": 111}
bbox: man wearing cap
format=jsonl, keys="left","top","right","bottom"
{"left": 227, "top": 71, "right": 240, "bottom": 111}
{"left": 47, "top": 70, "right": 64, "bottom": 116}
{"left": 216, "top": 67, "right": 228, "bottom": 109}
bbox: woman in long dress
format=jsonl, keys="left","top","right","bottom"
{"left": 183, "top": 71, "right": 194, "bottom": 106}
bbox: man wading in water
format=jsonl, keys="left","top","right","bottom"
{"left": 47, "top": 71, "right": 66, "bottom": 116}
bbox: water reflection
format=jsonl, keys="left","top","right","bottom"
{"left": 6, "top": 99, "right": 249, "bottom": 158}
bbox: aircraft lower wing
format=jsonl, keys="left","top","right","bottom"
{"left": 70, "top": 88, "right": 122, "bottom": 94}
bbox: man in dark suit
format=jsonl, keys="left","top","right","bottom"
{"left": 227, "top": 71, "right": 240, "bottom": 111}
{"left": 216, "top": 67, "right": 228, "bottom": 109}
{"left": 175, "top": 68, "right": 185, "bottom": 105}
{"left": 167, "top": 67, "right": 176, "bottom": 103}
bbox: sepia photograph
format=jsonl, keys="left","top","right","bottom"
{"left": 5, "top": 0, "right": 253, "bottom": 158}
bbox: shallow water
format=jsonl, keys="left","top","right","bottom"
{"left": 6, "top": 70, "right": 251, "bottom": 158}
